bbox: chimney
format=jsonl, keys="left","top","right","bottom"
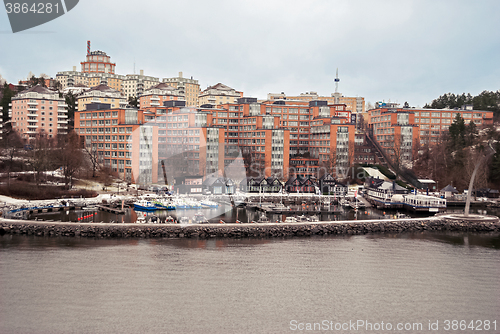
{"left": 140, "top": 69, "right": 144, "bottom": 76}
{"left": 179, "top": 71, "right": 183, "bottom": 78}
{"left": 73, "top": 66, "right": 76, "bottom": 71}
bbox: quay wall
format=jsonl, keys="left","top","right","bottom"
{"left": 1, "top": 217, "right": 499, "bottom": 239}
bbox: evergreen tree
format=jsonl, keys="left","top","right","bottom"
{"left": 448, "top": 113, "right": 466, "bottom": 151}
{"left": 1, "top": 83, "right": 15, "bottom": 122}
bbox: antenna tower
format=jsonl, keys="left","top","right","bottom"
{"left": 334, "top": 68, "right": 340, "bottom": 93}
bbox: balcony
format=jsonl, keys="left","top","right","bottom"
{"left": 151, "top": 102, "right": 160, "bottom": 106}
{"left": 151, "top": 97, "right": 160, "bottom": 101}
{"left": 27, "top": 101, "right": 37, "bottom": 106}
{"left": 28, "top": 107, "right": 38, "bottom": 111}
{"left": 27, "top": 118, "right": 38, "bottom": 122}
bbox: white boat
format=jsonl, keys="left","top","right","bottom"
{"left": 297, "top": 215, "right": 310, "bottom": 222}
{"left": 194, "top": 212, "right": 209, "bottom": 224}
{"left": 284, "top": 216, "right": 298, "bottom": 223}
{"left": 309, "top": 215, "right": 319, "bottom": 222}
{"left": 200, "top": 199, "right": 218, "bottom": 208}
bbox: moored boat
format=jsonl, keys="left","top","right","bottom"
{"left": 133, "top": 200, "right": 157, "bottom": 211}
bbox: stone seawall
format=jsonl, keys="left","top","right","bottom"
{"left": 1, "top": 216, "right": 499, "bottom": 239}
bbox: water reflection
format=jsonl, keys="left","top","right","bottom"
{"left": 2, "top": 230, "right": 499, "bottom": 251}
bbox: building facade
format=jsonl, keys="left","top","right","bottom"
{"left": 77, "top": 84, "right": 127, "bottom": 111}
{"left": 267, "top": 91, "right": 365, "bottom": 115}
{"left": 74, "top": 106, "right": 158, "bottom": 184}
{"left": 9, "top": 85, "right": 68, "bottom": 140}
{"left": 162, "top": 72, "right": 200, "bottom": 107}
{"left": 199, "top": 83, "right": 242, "bottom": 106}
{"left": 81, "top": 50, "right": 116, "bottom": 74}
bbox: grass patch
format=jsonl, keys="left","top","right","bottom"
{"left": 0, "top": 181, "right": 98, "bottom": 200}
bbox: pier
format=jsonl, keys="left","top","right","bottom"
{"left": 96, "top": 205, "right": 126, "bottom": 215}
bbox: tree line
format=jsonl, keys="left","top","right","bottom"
{"left": 424, "top": 90, "right": 500, "bottom": 118}
{"left": 414, "top": 113, "right": 500, "bottom": 191}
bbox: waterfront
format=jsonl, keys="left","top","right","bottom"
{"left": 26, "top": 203, "right": 500, "bottom": 224}
{"left": 1, "top": 232, "right": 499, "bottom": 333}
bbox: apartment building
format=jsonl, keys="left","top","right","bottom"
{"left": 162, "top": 72, "right": 200, "bottom": 107}
{"left": 122, "top": 71, "right": 160, "bottom": 100}
{"left": 9, "top": 85, "right": 68, "bottom": 140}
{"left": 199, "top": 83, "right": 242, "bottom": 106}
{"left": 138, "top": 83, "right": 183, "bottom": 109}
{"left": 74, "top": 106, "right": 158, "bottom": 184}
{"left": 76, "top": 84, "right": 127, "bottom": 111}
{"left": 267, "top": 91, "right": 365, "bottom": 115}
{"left": 368, "top": 103, "right": 494, "bottom": 147}
{"left": 74, "top": 95, "right": 358, "bottom": 184}
{"left": 411, "top": 106, "right": 494, "bottom": 144}
{"left": 367, "top": 106, "right": 419, "bottom": 167}
{"left": 81, "top": 50, "right": 116, "bottom": 74}
{"left": 56, "top": 68, "right": 89, "bottom": 89}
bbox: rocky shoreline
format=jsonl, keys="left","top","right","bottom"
{"left": 1, "top": 216, "right": 499, "bottom": 239}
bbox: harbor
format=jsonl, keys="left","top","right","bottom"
{"left": 1, "top": 213, "right": 499, "bottom": 239}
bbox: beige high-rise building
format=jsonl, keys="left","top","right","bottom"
{"left": 162, "top": 72, "right": 200, "bottom": 106}
{"left": 199, "top": 83, "right": 241, "bottom": 106}
{"left": 76, "top": 84, "right": 127, "bottom": 111}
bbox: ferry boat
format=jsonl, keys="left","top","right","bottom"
{"left": 403, "top": 194, "right": 446, "bottom": 212}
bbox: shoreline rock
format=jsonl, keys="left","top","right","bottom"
{"left": 1, "top": 216, "right": 499, "bottom": 239}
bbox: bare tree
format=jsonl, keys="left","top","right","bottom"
{"left": 2, "top": 130, "right": 24, "bottom": 188}
{"left": 56, "top": 131, "right": 84, "bottom": 189}
{"left": 28, "top": 133, "right": 53, "bottom": 186}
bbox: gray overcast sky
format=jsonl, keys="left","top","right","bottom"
{"left": 1, "top": 0, "right": 499, "bottom": 107}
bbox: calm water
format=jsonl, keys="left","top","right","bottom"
{"left": 1, "top": 233, "right": 499, "bottom": 334}
{"left": 29, "top": 205, "right": 500, "bottom": 224}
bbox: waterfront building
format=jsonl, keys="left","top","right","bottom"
{"left": 9, "top": 85, "right": 68, "bottom": 140}
{"left": 162, "top": 72, "right": 200, "bottom": 107}
{"left": 203, "top": 176, "right": 236, "bottom": 194}
{"left": 74, "top": 105, "right": 158, "bottom": 184}
{"left": 284, "top": 175, "right": 318, "bottom": 193}
{"left": 318, "top": 173, "right": 347, "bottom": 196}
{"left": 240, "top": 177, "right": 283, "bottom": 193}
{"left": 199, "top": 83, "right": 242, "bottom": 106}
{"left": 76, "top": 84, "right": 127, "bottom": 111}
